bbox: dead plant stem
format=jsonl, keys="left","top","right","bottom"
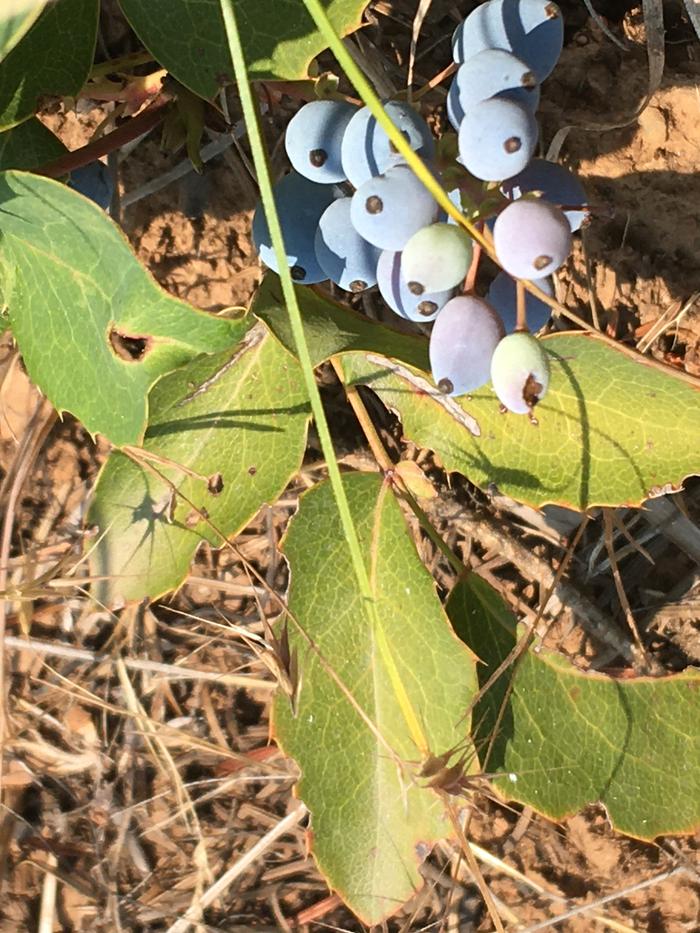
{"left": 2, "top": 635, "right": 275, "bottom": 690}
{"left": 164, "top": 803, "right": 307, "bottom": 933}
{"left": 0, "top": 403, "right": 55, "bottom": 802}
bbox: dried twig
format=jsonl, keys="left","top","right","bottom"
{"left": 518, "top": 867, "right": 686, "bottom": 932}
{"left": 0, "top": 403, "right": 55, "bottom": 798}
{"left": 3, "top": 635, "right": 276, "bottom": 691}
{"left": 439, "top": 502, "right": 638, "bottom": 664}
{"left": 407, "top": 0, "right": 434, "bottom": 96}
{"left": 164, "top": 803, "right": 307, "bottom": 933}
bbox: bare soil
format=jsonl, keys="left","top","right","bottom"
{"left": 1, "top": 1, "right": 699, "bottom": 931}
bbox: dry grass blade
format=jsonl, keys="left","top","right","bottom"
{"left": 445, "top": 799, "right": 506, "bottom": 932}
{"left": 121, "top": 124, "right": 248, "bottom": 209}
{"left": 37, "top": 853, "right": 58, "bottom": 933}
{"left": 468, "top": 843, "right": 638, "bottom": 932}
{"left": 32, "top": 666, "right": 277, "bottom": 772}
{"left": 0, "top": 401, "right": 55, "bottom": 797}
{"left": 581, "top": 0, "right": 629, "bottom": 49}
{"left": 294, "top": 894, "right": 342, "bottom": 926}
{"left": 445, "top": 505, "right": 637, "bottom": 664}
{"left": 114, "top": 659, "right": 211, "bottom": 876}
{"left": 407, "top": 0, "right": 434, "bottom": 96}
{"left": 3, "top": 635, "right": 276, "bottom": 691}
{"left": 682, "top": 0, "right": 700, "bottom": 38}
{"left": 602, "top": 510, "right": 653, "bottom": 667}
{"left": 547, "top": 0, "right": 666, "bottom": 162}
{"left": 164, "top": 803, "right": 307, "bottom": 933}
{"left": 519, "top": 866, "right": 687, "bottom": 932}
{"left": 636, "top": 292, "right": 699, "bottom": 355}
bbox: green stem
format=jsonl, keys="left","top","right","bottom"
{"left": 89, "top": 50, "right": 155, "bottom": 79}
{"left": 218, "top": 0, "right": 429, "bottom": 754}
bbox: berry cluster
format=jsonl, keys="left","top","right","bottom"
{"left": 252, "top": 0, "right": 589, "bottom": 416}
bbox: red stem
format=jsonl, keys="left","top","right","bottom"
{"left": 34, "top": 95, "right": 172, "bottom": 178}
{"left": 516, "top": 278, "right": 528, "bottom": 332}
{"left": 464, "top": 229, "right": 482, "bottom": 293}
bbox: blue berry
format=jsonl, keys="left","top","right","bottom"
{"left": 452, "top": 0, "right": 564, "bottom": 83}
{"left": 454, "top": 49, "right": 541, "bottom": 115}
{"left": 68, "top": 161, "right": 114, "bottom": 210}
{"left": 490, "top": 331, "right": 550, "bottom": 413}
{"left": 285, "top": 99, "right": 356, "bottom": 183}
{"left": 314, "top": 197, "right": 381, "bottom": 291}
{"left": 350, "top": 164, "right": 439, "bottom": 251}
{"left": 341, "top": 101, "right": 435, "bottom": 188}
{"left": 494, "top": 199, "right": 571, "bottom": 279}
{"left": 502, "top": 158, "right": 588, "bottom": 231}
{"left": 429, "top": 296, "right": 505, "bottom": 395}
{"left": 458, "top": 97, "right": 538, "bottom": 182}
{"left": 487, "top": 270, "right": 553, "bottom": 332}
{"left": 252, "top": 171, "right": 337, "bottom": 284}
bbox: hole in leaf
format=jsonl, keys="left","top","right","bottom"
{"left": 186, "top": 507, "right": 207, "bottom": 528}
{"left": 208, "top": 472, "right": 224, "bottom": 495}
{"left": 109, "top": 328, "right": 151, "bottom": 362}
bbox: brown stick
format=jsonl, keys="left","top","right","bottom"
{"left": 516, "top": 279, "right": 528, "bottom": 332}
{"left": 34, "top": 95, "right": 172, "bottom": 178}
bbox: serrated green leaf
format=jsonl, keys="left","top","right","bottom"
{"left": 0, "top": 0, "right": 98, "bottom": 131}
{"left": 252, "top": 275, "right": 428, "bottom": 369}
{"left": 0, "top": 171, "right": 241, "bottom": 445}
{"left": 0, "top": 117, "right": 66, "bottom": 170}
{"left": 0, "top": 1, "right": 46, "bottom": 62}
{"left": 88, "top": 321, "right": 310, "bottom": 604}
{"left": 340, "top": 334, "right": 700, "bottom": 509}
{"left": 273, "top": 472, "right": 476, "bottom": 924}
{"left": 118, "top": 0, "right": 369, "bottom": 99}
{"left": 448, "top": 575, "right": 700, "bottom": 838}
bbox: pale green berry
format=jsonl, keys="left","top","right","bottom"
{"left": 401, "top": 223, "right": 474, "bottom": 294}
{"left": 490, "top": 332, "right": 550, "bottom": 414}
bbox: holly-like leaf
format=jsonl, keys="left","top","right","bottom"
{"left": 0, "top": 118, "right": 66, "bottom": 171}
{"left": 252, "top": 275, "right": 428, "bottom": 369}
{"left": 273, "top": 472, "right": 476, "bottom": 925}
{"left": 259, "top": 287, "right": 700, "bottom": 509}
{"left": 340, "top": 334, "right": 700, "bottom": 509}
{"left": 0, "top": 171, "right": 241, "bottom": 445}
{"left": 118, "top": 0, "right": 369, "bottom": 99}
{"left": 88, "top": 321, "right": 310, "bottom": 604}
{"left": 0, "top": 0, "right": 98, "bottom": 131}
{"left": 0, "top": 1, "right": 47, "bottom": 62}
{"left": 448, "top": 575, "right": 700, "bottom": 838}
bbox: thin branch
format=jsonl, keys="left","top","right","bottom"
{"left": 519, "top": 867, "right": 685, "bottom": 933}
{"left": 164, "top": 803, "right": 307, "bottom": 933}
{"left": 35, "top": 95, "right": 172, "bottom": 178}
{"left": 0, "top": 403, "right": 55, "bottom": 802}
{"left": 2, "top": 635, "right": 276, "bottom": 691}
